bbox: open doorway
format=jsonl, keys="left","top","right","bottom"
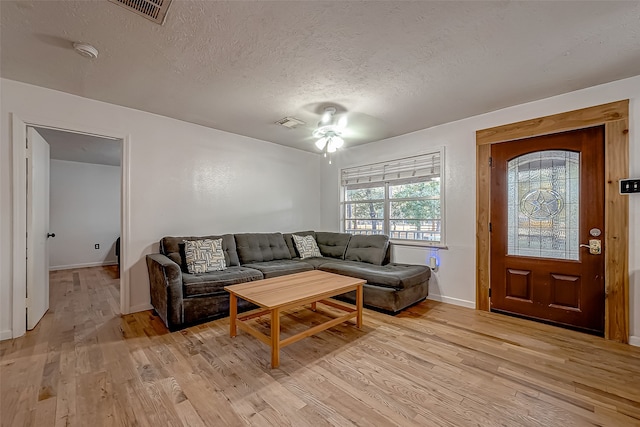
{"left": 27, "top": 126, "right": 122, "bottom": 329}
{"left": 11, "top": 114, "right": 130, "bottom": 338}
{"left": 35, "top": 127, "right": 122, "bottom": 273}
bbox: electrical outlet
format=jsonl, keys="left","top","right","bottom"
{"left": 620, "top": 178, "right": 640, "bottom": 194}
{"left": 95, "top": 244, "right": 100, "bottom": 250}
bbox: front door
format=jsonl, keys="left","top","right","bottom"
{"left": 490, "top": 126, "right": 605, "bottom": 334}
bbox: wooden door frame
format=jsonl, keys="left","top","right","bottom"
{"left": 476, "top": 100, "right": 629, "bottom": 343}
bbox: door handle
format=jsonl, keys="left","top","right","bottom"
{"left": 47, "top": 233, "right": 56, "bottom": 238}
{"left": 580, "top": 239, "right": 601, "bottom": 255}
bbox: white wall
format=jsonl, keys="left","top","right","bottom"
{"left": 1, "top": 78, "right": 322, "bottom": 339}
{"left": 2, "top": 76, "right": 638, "bottom": 344}
{"left": 321, "top": 75, "right": 640, "bottom": 344}
{"left": 49, "top": 159, "right": 120, "bottom": 270}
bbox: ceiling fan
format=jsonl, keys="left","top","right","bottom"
{"left": 312, "top": 106, "right": 348, "bottom": 157}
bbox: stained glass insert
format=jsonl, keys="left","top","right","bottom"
{"left": 507, "top": 150, "right": 579, "bottom": 260}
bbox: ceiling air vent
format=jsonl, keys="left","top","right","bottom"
{"left": 108, "top": 0, "right": 173, "bottom": 25}
{"left": 275, "top": 117, "right": 306, "bottom": 129}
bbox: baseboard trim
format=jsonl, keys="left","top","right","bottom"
{"left": 50, "top": 261, "right": 117, "bottom": 271}
{"left": 427, "top": 294, "right": 475, "bottom": 309}
{"left": 0, "top": 329, "right": 13, "bottom": 341}
{"left": 629, "top": 335, "right": 640, "bottom": 347}
{"left": 126, "top": 303, "right": 153, "bottom": 315}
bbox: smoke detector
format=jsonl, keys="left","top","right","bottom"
{"left": 73, "top": 42, "right": 99, "bottom": 59}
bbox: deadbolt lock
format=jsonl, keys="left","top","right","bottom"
{"left": 580, "top": 239, "right": 601, "bottom": 255}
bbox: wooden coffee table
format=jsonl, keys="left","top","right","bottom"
{"left": 224, "top": 270, "right": 365, "bottom": 368}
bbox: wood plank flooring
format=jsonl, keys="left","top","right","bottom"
{"left": 1, "top": 266, "right": 639, "bottom": 426}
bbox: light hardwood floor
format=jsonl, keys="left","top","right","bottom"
{"left": 2, "top": 266, "right": 639, "bottom": 426}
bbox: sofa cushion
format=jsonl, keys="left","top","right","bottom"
{"left": 335, "top": 280, "right": 429, "bottom": 313}
{"left": 161, "top": 234, "right": 240, "bottom": 270}
{"left": 184, "top": 238, "right": 226, "bottom": 273}
{"left": 319, "top": 261, "right": 430, "bottom": 290}
{"left": 344, "top": 235, "right": 389, "bottom": 265}
{"left": 242, "top": 260, "right": 314, "bottom": 279}
{"left": 292, "top": 234, "right": 322, "bottom": 259}
{"left": 283, "top": 231, "right": 315, "bottom": 258}
{"left": 315, "top": 232, "right": 351, "bottom": 259}
{"left": 182, "top": 266, "right": 263, "bottom": 297}
{"left": 235, "top": 233, "right": 292, "bottom": 263}
{"left": 298, "top": 257, "right": 333, "bottom": 269}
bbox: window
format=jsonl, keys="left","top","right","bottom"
{"left": 341, "top": 150, "right": 444, "bottom": 244}
{"left": 507, "top": 150, "right": 579, "bottom": 260}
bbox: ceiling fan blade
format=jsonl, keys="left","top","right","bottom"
{"left": 337, "top": 115, "right": 348, "bottom": 129}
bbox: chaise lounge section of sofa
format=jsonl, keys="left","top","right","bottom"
{"left": 146, "top": 231, "right": 431, "bottom": 330}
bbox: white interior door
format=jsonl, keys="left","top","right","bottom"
{"left": 26, "top": 127, "right": 51, "bottom": 330}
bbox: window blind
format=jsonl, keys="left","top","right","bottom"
{"left": 341, "top": 151, "right": 442, "bottom": 188}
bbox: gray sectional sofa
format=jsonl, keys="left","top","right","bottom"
{"left": 146, "top": 231, "right": 431, "bottom": 330}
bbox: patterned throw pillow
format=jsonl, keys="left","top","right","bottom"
{"left": 184, "top": 238, "right": 226, "bottom": 274}
{"left": 292, "top": 234, "right": 322, "bottom": 259}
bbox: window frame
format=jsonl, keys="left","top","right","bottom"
{"left": 340, "top": 149, "right": 446, "bottom": 248}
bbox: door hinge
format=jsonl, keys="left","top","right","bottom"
{"left": 489, "top": 222, "right": 492, "bottom": 232}
{"left": 489, "top": 157, "right": 493, "bottom": 167}
{"left": 488, "top": 288, "right": 492, "bottom": 298}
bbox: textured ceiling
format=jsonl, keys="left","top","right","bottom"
{"left": 2, "top": 1, "right": 640, "bottom": 153}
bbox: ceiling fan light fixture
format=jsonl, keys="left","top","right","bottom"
{"left": 315, "top": 137, "right": 328, "bottom": 150}
{"left": 312, "top": 127, "right": 327, "bottom": 139}
{"left": 312, "top": 106, "right": 348, "bottom": 159}
{"left": 321, "top": 106, "right": 336, "bottom": 124}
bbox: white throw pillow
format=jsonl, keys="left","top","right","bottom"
{"left": 292, "top": 234, "right": 322, "bottom": 259}
{"left": 184, "top": 238, "right": 226, "bottom": 274}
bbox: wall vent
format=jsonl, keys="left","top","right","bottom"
{"left": 108, "top": 0, "right": 173, "bottom": 25}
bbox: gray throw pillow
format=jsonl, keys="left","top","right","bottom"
{"left": 184, "top": 238, "right": 226, "bottom": 274}
{"left": 292, "top": 234, "right": 322, "bottom": 259}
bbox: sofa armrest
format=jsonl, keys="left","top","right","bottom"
{"left": 146, "top": 253, "right": 184, "bottom": 329}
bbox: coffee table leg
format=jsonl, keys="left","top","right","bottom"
{"left": 356, "top": 284, "right": 363, "bottom": 328}
{"left": 311, "top": 302, "right": 317, "bottom": 311}
{"left": 271, "top": 308, "right": 280, "bottom": 368}
{"left": 229, "top": 293, "right": 237, "bottom": 337}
